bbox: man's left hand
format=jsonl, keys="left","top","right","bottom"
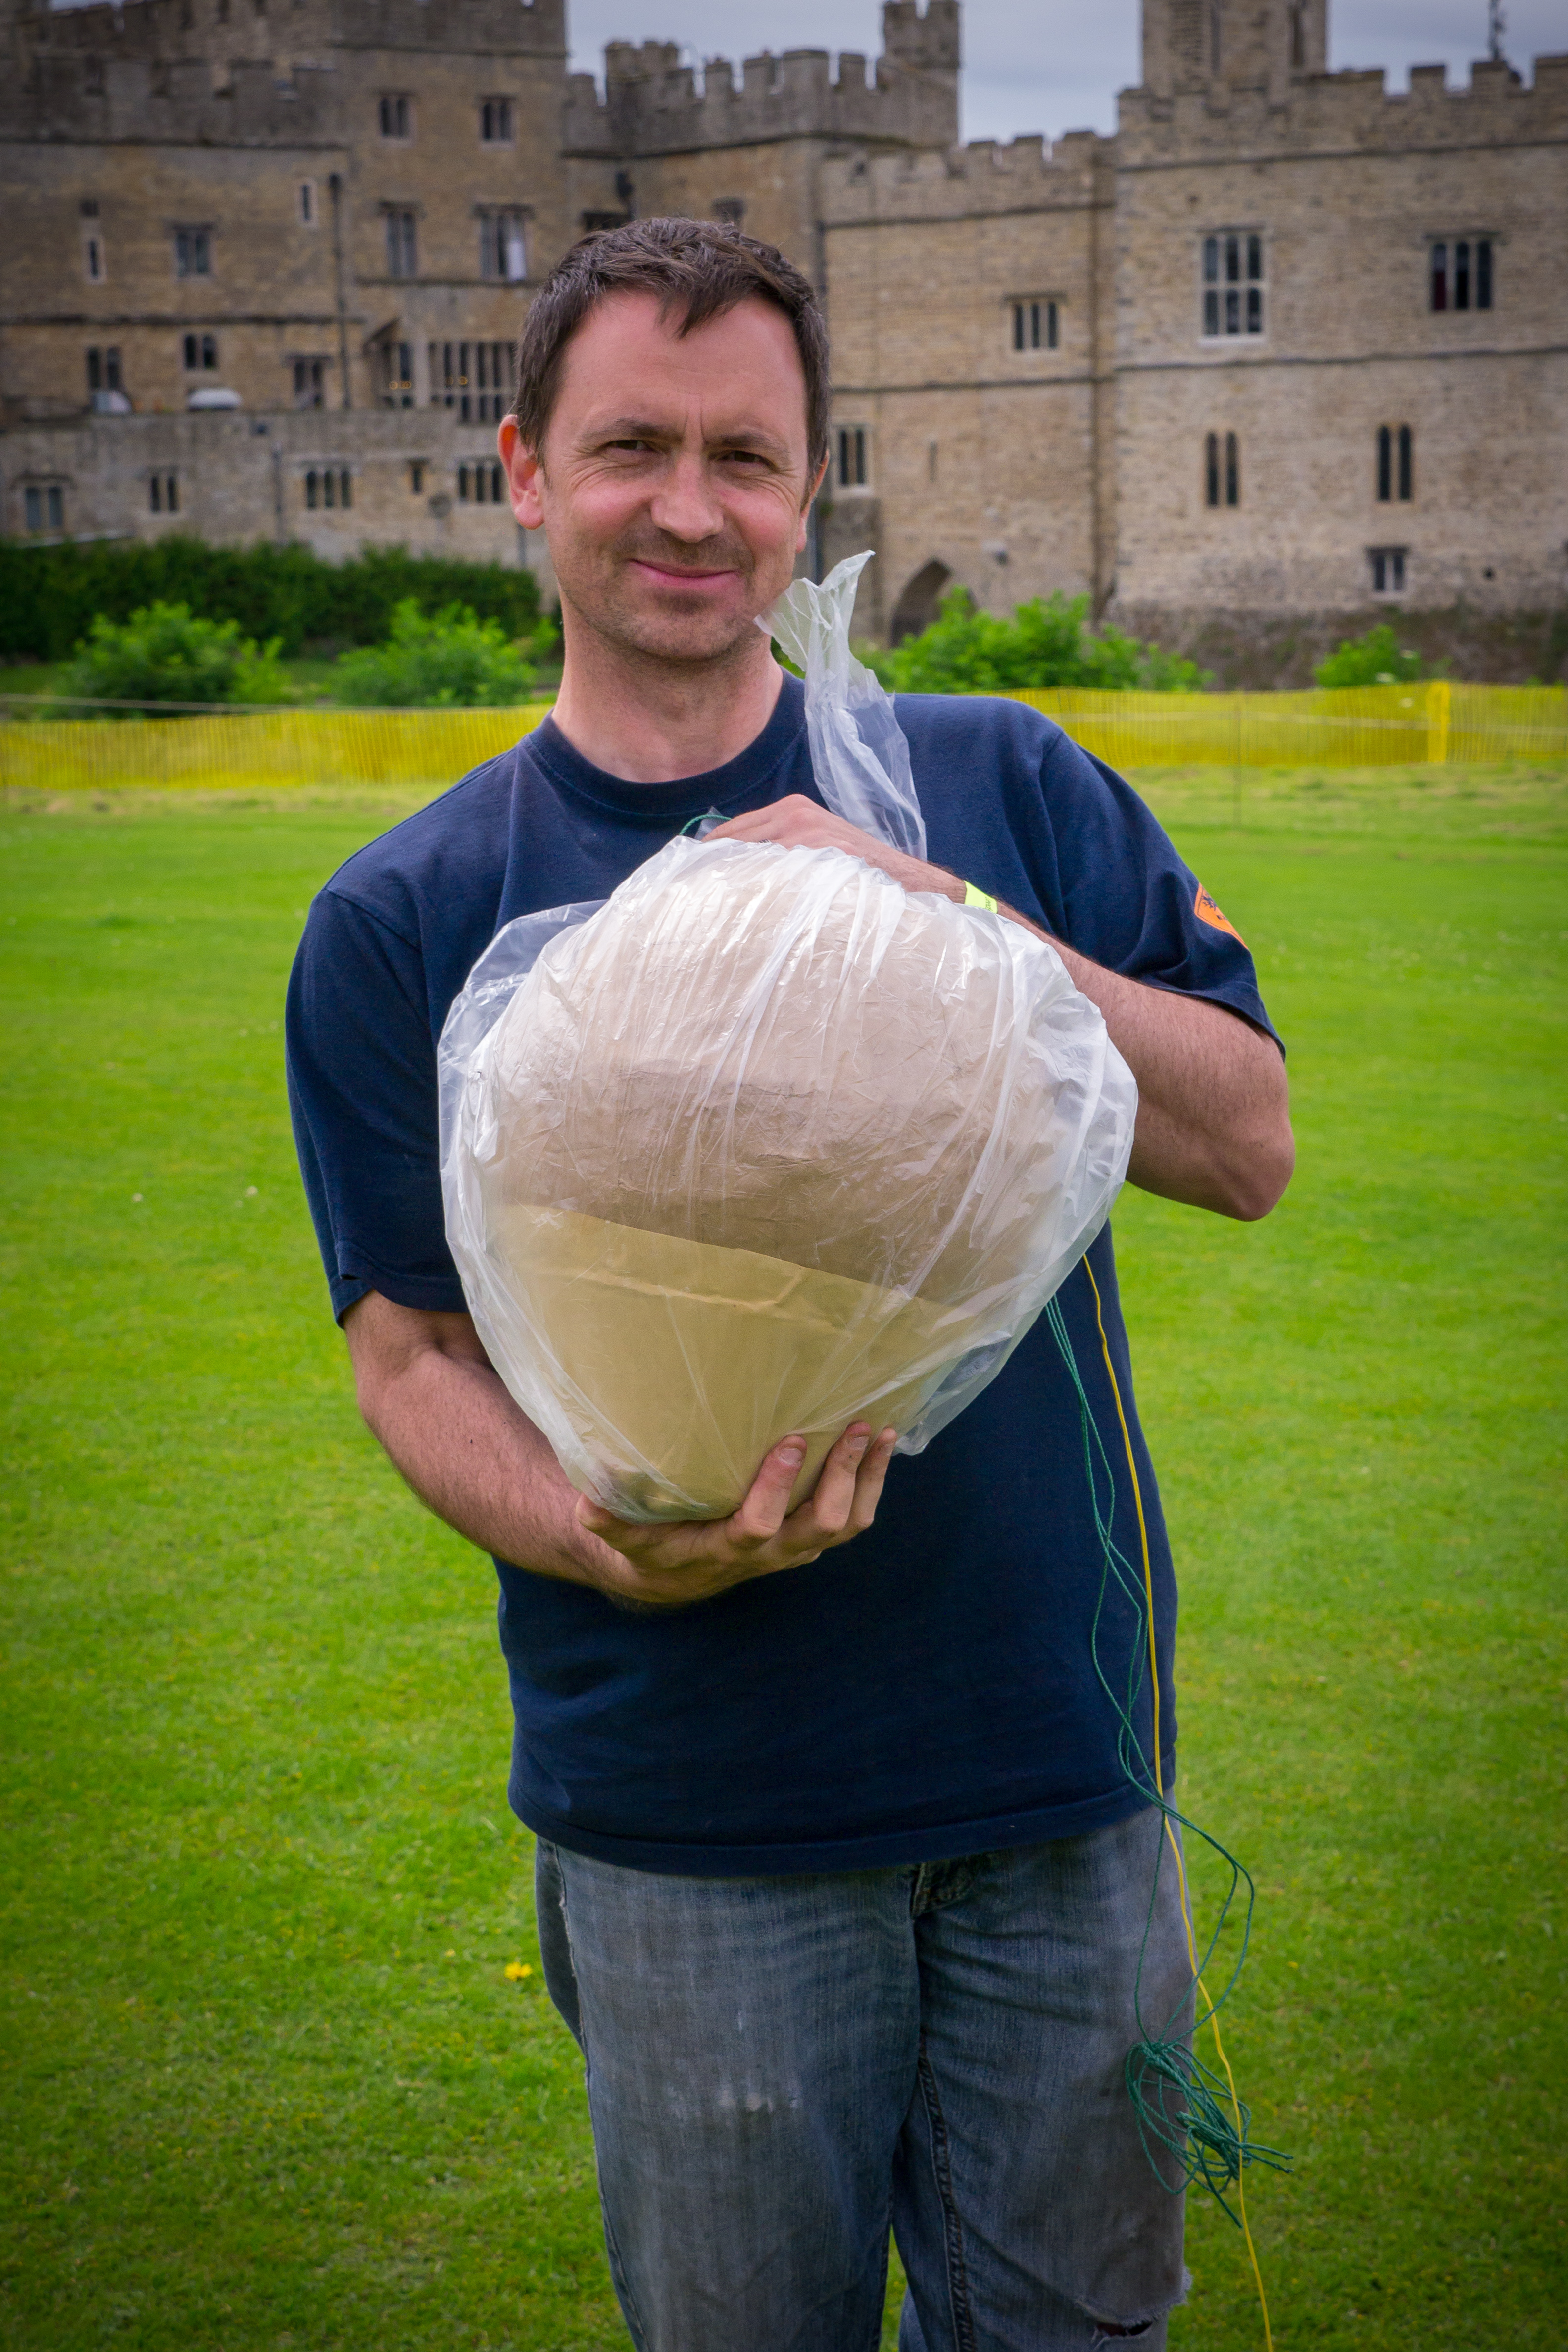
{"left": 707, "top": 794, "right": 964, "bottom": 904}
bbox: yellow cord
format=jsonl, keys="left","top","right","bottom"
{"left": 1082, "top": 1257, "right": 1275, "bottom": 2352}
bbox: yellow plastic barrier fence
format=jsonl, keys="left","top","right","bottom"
{"left": 0, "top": 702, "right": 557, "bottom": 795}
{"left": 997, "top": 681, "right": 1566, "bottom": 770}
{"left": 0, "top": 682, "right": 1562, "bottom": 795}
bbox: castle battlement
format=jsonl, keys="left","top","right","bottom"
{"left": 0, "top": 45, "right": 343, "bottom": 145}
{"left": 564, "top": 0, "right": 957, "bottom": 159}
{"left": 819, "top": 129, "right": 1109, "bottom": 223}
{"left": 1117, "top": 50, "right": 1568, "bottom": 165}
{"left": 0, "top": 0, "right": 565, "bottom": 145}
{"left": 3, "top": 0, "right": 562, "bottom": 75}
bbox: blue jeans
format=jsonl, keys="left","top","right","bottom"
{"left": 535, "top": 1806, "right": 1192, "bottom": 2351}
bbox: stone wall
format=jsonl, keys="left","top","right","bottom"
{"left": 1111, "top": 56, "right": 1568, "bottom": 626}
{"left": 1, "top": 407, "right": 539, "bottom": 573}
{"left": 2, "top": 0, "right": 1564, "bottom": 672}
{"left": 0, "top": 0, "right": 572, "bottom": 431}
{"left": 820, "top": 135, "right": 1115, "bottom": 643}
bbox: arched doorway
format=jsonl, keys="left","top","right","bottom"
{"left": 889, "top": 559, "right": 951, "bottom": 645}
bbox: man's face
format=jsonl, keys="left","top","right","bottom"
{"left": 504, "top": 291, "right": 820, "bottom": 667}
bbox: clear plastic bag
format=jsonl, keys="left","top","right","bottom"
{"left": 439, "top": 557, "right": 1136, "bottom": 1523}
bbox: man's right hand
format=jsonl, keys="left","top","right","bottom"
{"left": 343, "top": 1291, "right": 896, "bottom": 1610}
{"left": 576, "top": 1422, "right": 898, "bottom": 1609}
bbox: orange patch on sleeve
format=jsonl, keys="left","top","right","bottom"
{"left": 1194, "top": 883, "right": 1246, "bottom": 946}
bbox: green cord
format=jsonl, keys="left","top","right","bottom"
{"left": 1045, "top": 1283, "right": 1293, "bottom": 2225}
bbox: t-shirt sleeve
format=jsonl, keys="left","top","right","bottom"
{"left": 1040, "top": 730, "right": 1281, "bottom": 1051}
{"left": 286, "top": 887, "right": 468, "bottom": 1323}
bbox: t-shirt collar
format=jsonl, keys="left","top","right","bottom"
{"left": 522, "top": 671, "right": 808, "bottom": 829}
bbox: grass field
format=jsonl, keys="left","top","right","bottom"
{"left": 1, "top": 760, "right": 1564, "bottom": 2351}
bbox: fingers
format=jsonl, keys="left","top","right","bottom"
{"left": 570, "top": 1419, "right": 897, "bottom": 1613}
{"left": 791, "top": 1422, "right": 897, "bottom": 1545}
{"left": 727, "top": 1433, "right": 808, "bottom": 1545}
{"left": 800, "top": 1421, "right": 874, "bottom": 1535}
{"left": 708, "top": 797, "right": 835, "bottom": 851}
{"left": 845, "top": 1427, "right": 898, "bottom": 1532}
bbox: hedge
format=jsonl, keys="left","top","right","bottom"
{"left": 0, "top": 536, "right": 542, "bottom": 662}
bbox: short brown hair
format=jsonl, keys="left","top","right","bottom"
{"left": 510, "top": 216, "right": 830, "bottom": 482}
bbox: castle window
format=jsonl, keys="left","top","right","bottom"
{"left": 1201, "top": 231, "right": 1264, "bottom": 338}
{"left": 409, "top": 460, "right": 426, "bottom": 495}
{"left": 479, "top": 209, "right": 528, "bottom": 284}
{"left": 294, "top": 357, "right": 326, "bottom": 408}
{"left": 1376, "top": 424, "right": 1413, "bottom": 503}
{"left": 305, "top": 469, "right": 318, "bottom": 509}
{"left": 24, "top": 485, "right": 66, "bottom": 534}
{"left": 86, "top": 346, "right": 123, "bottom": 401}
{"left": 379, "top": 94, "right": 411, "bottom": 141}
{"left": 457, "top": 461, "right": 507, "bottom": 505}
{"left": 1429, "top": 237, "right": 1492, "bottom": 313}
{"left": 380, "top": 340, "right": 415, "bottom": 409}
{"left": 1011, "top": 298, "right": 1058, "bottom": 353}
{"left": 83, "top": 230, "right": 106, "bottom": 283}
{"left": 433, "top": 340, "right": 511, "bottom": 423}
{"left": 174, "top": 226, "right": 212, "bottom": 279}
{"left": 712, "top": 197, "right": 746, "bottom": 227}
{"left": 385, "top": 209, "right": 418, "bottom": 280}
{"left": 149, "top": 472, "right": 179, "bottom": 516}
{"left": 183, "top": 332, "right": 218, "bottom": 371}
{"left": 480, "top": 95, "right": 514, "bottom": 144}
{"left": 1368, "top": 546, "right": 1407, "bottom": 597}
{"left": 837, "top": 426, "right": 869, "bottom": 490}
{"left": 471, "top": 340, "right": 512, "bottom": 422}
{"left": 1204, "top": 430, "right": 1240, "bottom": 508}
{"left": 339, "top": 469, "right": 352, "bottom": 509}
{"left": 298, "top": 180, "right": 316, "bottom": 227}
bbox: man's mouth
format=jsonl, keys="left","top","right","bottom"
{"left": 626, "top": 557, "right": 741, "bottom": 591}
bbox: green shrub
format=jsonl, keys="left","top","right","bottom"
{"left": 1313, "top": 624, "right": 1428, "bottom": 688}
{"left": 53, "top": 601, "right": 292, "bottom": 714}
{"left": 0, "top": 536, "right": 542, "bottom": 662}
{"left": 868, "top": 589, "right": 1209, "bottom": 694}
{"left": 330, "top": 600, "right": 547, "bottom": 707}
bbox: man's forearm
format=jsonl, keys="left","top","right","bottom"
{"left": 342, "top": 1292, "right": 901, "bottom": 1610}
{"left": 346, "top": 1299, "right": 613, "bottom": 1585}
{"left": 1045, "top": 935, "right": 1293, "bottom": 1220}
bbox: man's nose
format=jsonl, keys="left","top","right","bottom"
{"left": 648, "top": 452, "right": 725, "bottom": 545}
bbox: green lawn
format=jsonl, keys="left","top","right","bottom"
{"left": 1, "top": 762, "right": 1563, "bottom": 2350}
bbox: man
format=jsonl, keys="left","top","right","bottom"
{"left": 287, "top": 219, "right": 1291, "bottom": 2351}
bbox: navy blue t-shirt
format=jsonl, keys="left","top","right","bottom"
{"left": 286, "top": 677, "right": 1278, "bottom": 1875}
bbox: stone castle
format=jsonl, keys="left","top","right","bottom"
{"left": 2, "top": 0, "right": 1564, "bottom": 672}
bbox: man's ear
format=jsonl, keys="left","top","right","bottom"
{"left": 499, "top": 415, "right": 546, "bottom": 531}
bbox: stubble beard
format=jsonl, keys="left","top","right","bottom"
{"left": 561, "top": 529, "right": 776, "bottom": 675}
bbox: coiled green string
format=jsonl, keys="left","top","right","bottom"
{"left": 1045, "top": 1286, "right": 1293, "bottom": 2227}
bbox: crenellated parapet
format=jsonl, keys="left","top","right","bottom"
{"left": 0, "top": 46, "right": 343, "bottom": 145}
{"left": 564, "top": 3, "right": 958, "bottom": 160}
{"left": 327, "top": 0, "right": 565, "bottom": 58}
{"left": 819, "top": 129, "right": 1112, "bottom": 225}
{"left": 0, "top": 0, "right": 566, "bottom": 144}
{"left": 1117, "top": 51, "right": 1568, "bottom": 166}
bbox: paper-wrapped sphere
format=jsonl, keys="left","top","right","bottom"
{"left": 444, "top": 834, "right": 1135, "bottom": 1521}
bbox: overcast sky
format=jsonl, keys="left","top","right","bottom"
{"left": 567, "top": 1, "right": 1565, "bottom": 142}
